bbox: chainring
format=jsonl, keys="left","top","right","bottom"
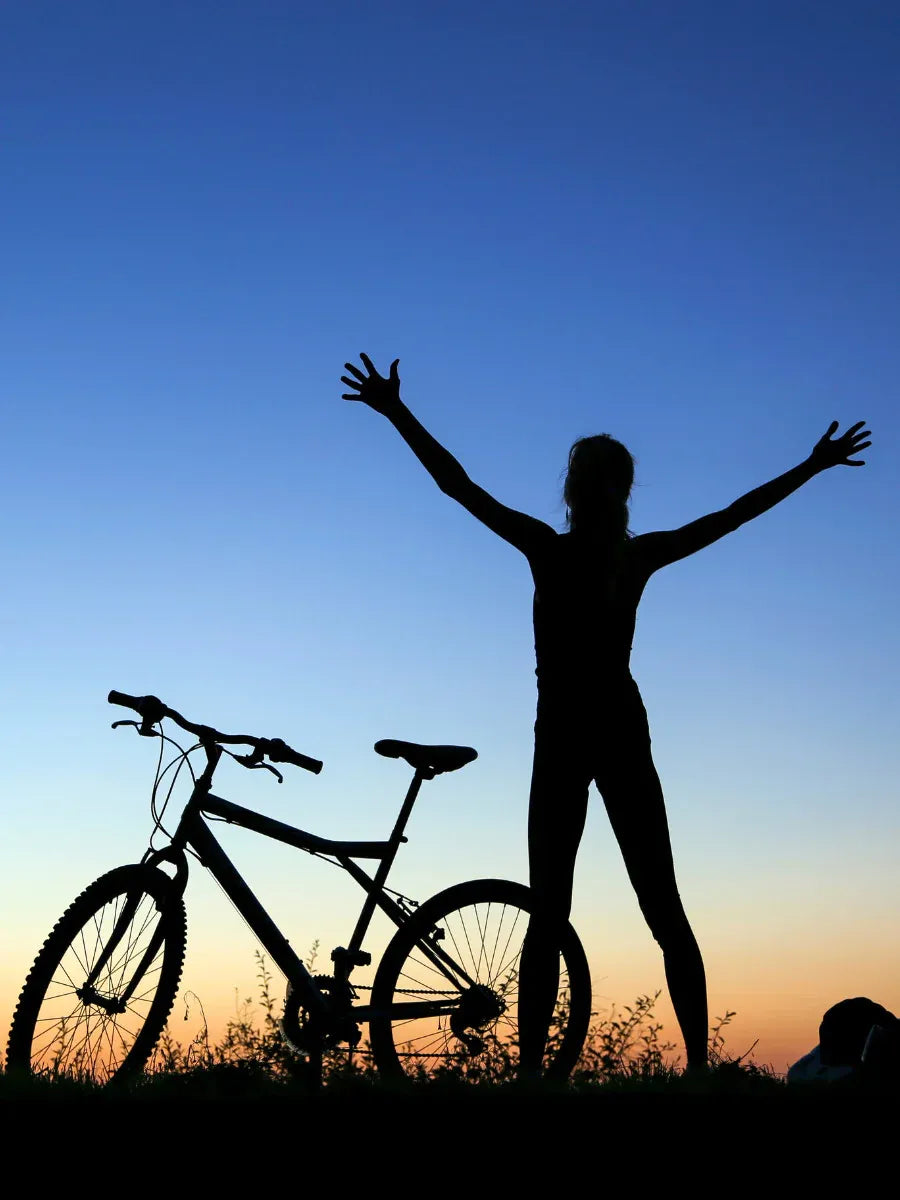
{"left": 280, "top": 975, "right": 361, "bottom": 1053}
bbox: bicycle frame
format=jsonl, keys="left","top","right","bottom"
{"left": 145, "top": 742, "right": 470, "bottom": 1025}
{"left": 7, "top": 697, "right": 591, "bottom": 1089}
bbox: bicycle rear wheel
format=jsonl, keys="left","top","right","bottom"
{"left": 369, "top": 879, "right": 591, "bottom": 1082}
{"left": 6, "top": 864, "right": 187, "bottom": 1085}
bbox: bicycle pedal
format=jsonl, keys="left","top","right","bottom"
{"left": 331, "top": 946, "right": 371, "bottom": 968}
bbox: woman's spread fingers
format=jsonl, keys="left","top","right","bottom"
{"left": 343, "top": 362, "right": 367, "bottom": 381}
{"left": 359, "top": 352, "right": 376, "bottom": 373}
{"left": 340, "top": 376, "right": 362, "bottom": 389}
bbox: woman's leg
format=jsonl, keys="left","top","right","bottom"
{"left": 518, "top": 729, "right": 591, "bottom": 1074}
{"left": 597, "top": 747, "right": 709, "bottom": 1069}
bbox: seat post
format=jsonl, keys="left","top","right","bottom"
{"left": 388, "top": 768, "right": 429, "bottom": 848}
{"left": 342, "top": 768, "right": 428, "bottom": 964}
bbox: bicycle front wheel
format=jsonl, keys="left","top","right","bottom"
{"left": 369, "top": 879, "right": 591, "bottom": 1082}
{"left": 6, "top": 864, "right": 187, "bottom": 1085}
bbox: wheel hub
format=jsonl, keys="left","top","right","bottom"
{"left": 75, "top": 984, "right": 128, "bottom": 1015}
{"left": 450, "top": 983, "right": 505, "bottom": 1054}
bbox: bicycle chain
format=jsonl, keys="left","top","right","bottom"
{"left": 349, "top": 982, "right": 460, "bottom": 996}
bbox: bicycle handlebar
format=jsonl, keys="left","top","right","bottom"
{"left": 107, "top": 690, "right": 324, "bottom": 775}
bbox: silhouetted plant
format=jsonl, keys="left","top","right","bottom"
{"left": 571, "top": 991, "right": 677, "bottom": 1083}
{"left": 9, "top": 946, "right": 778, "bottom": 1095}
{"left": 137, "top": 954, "right": 776, "bottom": 1090}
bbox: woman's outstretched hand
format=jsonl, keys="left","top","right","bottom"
{"left": 341, "top": 353, "right": 401, "bottom": 415}
{"left": 809, "top": 420, "right": 872, "bottom": 470}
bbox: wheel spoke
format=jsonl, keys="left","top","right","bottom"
{"left": 370, "top": 883, "right": 590, "bottom": 1082}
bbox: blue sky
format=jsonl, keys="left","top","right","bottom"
{"left": 1, "top": 1, "right": 898, "bottom": 1068}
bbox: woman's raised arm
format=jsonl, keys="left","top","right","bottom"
{"left": 638, "top": 420, "right": 872, "bottom": 571}
{"left": 340, "top": 353, "right": 553, "bottom": 556}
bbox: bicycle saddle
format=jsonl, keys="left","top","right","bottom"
{"left": 374, "top": 740, "right": 477, "bottom": 774}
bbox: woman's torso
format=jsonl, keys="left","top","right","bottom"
{"left": 528, "top": 531, "right": 653, "bottom": 704}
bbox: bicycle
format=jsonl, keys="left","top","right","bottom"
{"left": 6, "top": 690, "right": 591, "bottom": 1086}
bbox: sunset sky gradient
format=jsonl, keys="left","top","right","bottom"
{"left": 2, "top": 1, "right": 898, "bottom": 1073}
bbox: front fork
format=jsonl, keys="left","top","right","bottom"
{"left": 79, "top": 847, "right": 188, "bottom": 1013}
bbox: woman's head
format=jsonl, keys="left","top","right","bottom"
{"left": 563, "top": 434, "right": 634, "bottom": 540}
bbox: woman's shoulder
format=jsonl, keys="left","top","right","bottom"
{"left": 624, "top": 530, "right": 661, "bottom": 557}
{"left": 622, "top": 531, "right": 673, "bottom": 580}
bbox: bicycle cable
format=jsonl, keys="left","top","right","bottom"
{"left": 148, "top": 724, "right": 201, "bottom": 856}
{"left": 299, "top": 847, "right": 414, "bottom": 907}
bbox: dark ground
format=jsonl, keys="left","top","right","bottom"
{"left": 3, "top": 1069, "right": 894, "bottom": 1167}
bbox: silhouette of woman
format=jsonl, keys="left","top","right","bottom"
{"left": 340, "top": 352, "right": 871, "bottom": 1074}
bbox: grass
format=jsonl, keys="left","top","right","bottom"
{"left": 5, "top": 959, "right": 891, "bottom": 1181}
{"left": 6, "top": 949, "right": 894, "bottom": 1123}
{"left": 2, "top": 950, "right": 785, "bottom": 1102}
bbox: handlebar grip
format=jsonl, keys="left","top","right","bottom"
{"left": 108, "top": 691, "right": 167, "bottom": 728}
{"left": 266, "top": 738, "right": 323, "bottom": 775}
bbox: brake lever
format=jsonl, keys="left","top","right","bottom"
{"left": 111, "top": 719, "right": 159, "bottom": 736}
{"left": 231, "top": 751, "right": 284, "bottom": 784}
